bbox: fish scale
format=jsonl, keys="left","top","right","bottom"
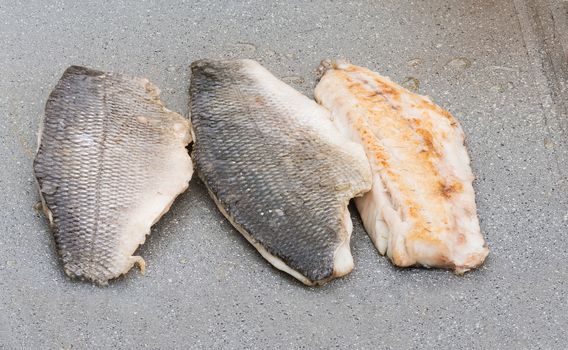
{"left": 34, "top": 66, "right": 193, "bottom": 285}
{"left": 190, "top": 59, "right": 371, "bottom": 285}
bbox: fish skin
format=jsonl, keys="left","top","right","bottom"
{"left": 189, "top": 59, "right": 371, "bottom": 285}
{"left": 34, "top": 66, "right": 193, "bottom": 285}
{"left": 315, "top": 60, "right": 488, "bottom": 273}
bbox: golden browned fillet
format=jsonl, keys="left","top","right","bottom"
{"left": 315, "top": 60, "right": 488, "bottom": 273}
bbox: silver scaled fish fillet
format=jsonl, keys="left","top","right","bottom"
{"left": 315, "top": 61, "right": 488, "bottom": 273}
{"left": 34, "top": 66, "right": 193, "bottom": 284}
{"left": 189, "top": 59, "right": 371, "bottom": 285}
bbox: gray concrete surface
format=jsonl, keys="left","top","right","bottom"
{"left": 1, "top": 0, "right": 567, "bottom": 349}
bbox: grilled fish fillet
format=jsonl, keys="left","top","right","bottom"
{"left": 34, "top": 66, "right": 193, "bottom": 284}
{"left": 315, "top": 61, "right": 488, "bottom": 273}
{"left": 190, "top": 59, "right": 371, "bottom": 285}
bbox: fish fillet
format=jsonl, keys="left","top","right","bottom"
{"left": 189, "top": 59, "right": 371, "bottom": 285}
{"left": 34, "top": 66, "right": 193, "bottom": 284}
{"left": 314, "top": 60, "right": 488, "bottom": 273}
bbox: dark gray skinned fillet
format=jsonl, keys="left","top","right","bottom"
{"left": 189, "top": 59, "right": 371, "bottom": 285}
{"left": 34, "top": 66, "right": 193, "bottom": 285}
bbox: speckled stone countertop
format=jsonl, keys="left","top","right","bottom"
{"left": 1, "top": 1, "right": 567, "bottom": 349}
